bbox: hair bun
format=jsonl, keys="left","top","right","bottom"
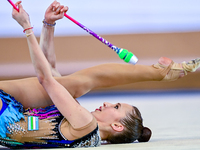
{"left": 137, "top": 127, "right": 152, "bottom": 142}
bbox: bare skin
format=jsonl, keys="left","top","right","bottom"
{"left": 2, "top": 0, "right": 195, "bottom": 143}
{"left": 0, "top": 63, "right": 166, "bottom": 109}
{"left": 0, "top": 1, "right": 182, "bottom": 108}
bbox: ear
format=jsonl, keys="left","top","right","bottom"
{"left": 111, "top": 123, "right": 124, "bottom": 132}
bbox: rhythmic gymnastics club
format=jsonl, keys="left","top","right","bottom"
{"left": 7, "top": 0, "right": 19, "bottom": 12}
{"left": 7, "top": 0, "right": 138, "bottom": 64}
{"left": 64, "top": 13, "right": 138, "bottom": 65}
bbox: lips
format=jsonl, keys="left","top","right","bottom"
{"left": 99, "top": 106, "right": 102, "bottom": 111}
{"left": 95, "top": 106, "right": 102, "bottom": 111}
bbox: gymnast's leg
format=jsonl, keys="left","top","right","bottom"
{"left": 0, "top": 63, "right": 167, "bottom": 108}
{"left": 63, "top": 57, "right": 200, "bottom": 98}
{"left": 0, "top": 57, "right": 197, "bottom": 108}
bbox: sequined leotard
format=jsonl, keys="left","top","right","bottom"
{"left": 0, "top": 90, "right": 101, "bottom": 149}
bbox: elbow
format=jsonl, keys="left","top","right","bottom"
{"left": 37, "top": 74, "right": 45, "bottom": 85}
{"left": 37, "top": 74, "right": 53, "bottom": 88}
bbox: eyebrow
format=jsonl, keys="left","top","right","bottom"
{"left": 118, "top": 103, "right": 121, "bottom": 108}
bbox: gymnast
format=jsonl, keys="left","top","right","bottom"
{"left": 0, "top": 0, "right": 199, "bottom": 148}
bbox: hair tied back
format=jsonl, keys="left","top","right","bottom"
{"left": 137, "top": 127, "right": 152, "bottom": 142}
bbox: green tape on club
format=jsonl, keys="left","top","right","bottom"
{"left": 118, "top": 48, "right": 138, "bottom": 64}
{"left": 124, "top": 52, "right": 134, "bottom": 63}
{"left": 118, "top": 49, "right": 128, "bottom": 60}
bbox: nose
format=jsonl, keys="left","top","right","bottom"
{"left": 103, "top": 102, "right": 112, "bottom": 107}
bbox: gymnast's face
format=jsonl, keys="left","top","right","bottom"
{"left": 91, "top": 102, "right": 133, "bottom": 125}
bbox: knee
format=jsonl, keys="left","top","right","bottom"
{"left": 73, "top": 80, "right": 92, "bottom": 98}
{"left": 68, "top": 75, "right": 94, "bottom": 98}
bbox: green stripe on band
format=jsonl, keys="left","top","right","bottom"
{"left": 31, "top": 116, "right": 34, "bottom": 130}
{"left": 28, "top": 116, "right": 39, "bottom": 131}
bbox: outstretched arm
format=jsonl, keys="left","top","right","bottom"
{"left": 12, "top": 1, "right": 93, "bottom": 128}
{"left": 39, "top": 1, "right": 68, "bottom": 77}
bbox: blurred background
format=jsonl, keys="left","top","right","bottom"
{"left": 0, "top": 0, "right": 200, "bottom": 91}
{"left": 1, "top": 0, "right": 200, "bottom": 37}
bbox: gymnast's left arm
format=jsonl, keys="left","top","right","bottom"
{"left": 12, "top": 1, "right": 93, "bottom": 128}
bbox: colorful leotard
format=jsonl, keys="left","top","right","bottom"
{"left": 0, "top": 90, "right": 101, "bottom": 149}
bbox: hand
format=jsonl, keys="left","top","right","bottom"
{"left": 12, "top": 1, "right": 31, "bottom": 29}
{"left": 44, "top": 0, "right": 68, "bottom": 24}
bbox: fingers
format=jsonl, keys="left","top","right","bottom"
{"left": 55, "top": 5, "right": 62, "bottom": 14}
{"left": 13, "top": 1, "right": 28, "bottom": 16}
{"left": 52, "top": 1, "right": 68, "bottom": 15}
{"left": 17, "top": 3, "right": 23, "bottom": 11}
{"left": 12, "top": 1, "right": 22, "bottom": 17}
{"left": 54, "top": 6, "right": 68, "bottom": 16}
{"left": 52, "top": 1, "right": 60, "bottom": 12}
{"left": 44, "top": 1, "right": 68, "bottom": 23}
{"left": 12, "top": 1, "right": 21, "bottom": 13}
{"left": 12, "top": 1, "right": 31, "bottom": 29}
{"left": 15, "top": 1, "right": 22, "bottom": 7}
{"left": 61, "top": 6, "right": 69, "bottom": 13}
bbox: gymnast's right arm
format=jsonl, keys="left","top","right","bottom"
{"left": 12, "top": 1, "right": 93, "bottom": 129}
{"left": 40, "top": 1, "right": 68, "bottom": 77}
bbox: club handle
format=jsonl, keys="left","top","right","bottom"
{"left": 64, "top": 13, "right": 115, "bottom": 49}
{"left": 64, "top": 13, "right": 138, "bottom": 64}
{"left": 8, "top": 0, "right": 19, "bottom": 12}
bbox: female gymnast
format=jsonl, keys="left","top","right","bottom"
{"left": 0, "top": 1, "right": 199, "bottom": 148}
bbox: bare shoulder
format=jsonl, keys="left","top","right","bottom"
{"left": 61, "top": 117, "right": 97, "bottom": 140}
